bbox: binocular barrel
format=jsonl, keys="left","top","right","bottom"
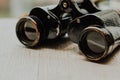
{"left": 16, "top": 0, "right": 99, "bottom": 47}
{"left": 68, "top": 10, "right": 120, "bottom": 43}
{"left": 79, "top": 26, "right": 120, "bottom": 61}
{"left": 68, "top": 10, "right": 120, "bottom": 61}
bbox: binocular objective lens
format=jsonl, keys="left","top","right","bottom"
{"left": 86, "top": 31, "right": 106, "bottom": 54}
{"left": 16, "top": 17, "right": 41, "bottom": 47}
{"left": 24, "top": 20, "right": 37, "bottom": 41}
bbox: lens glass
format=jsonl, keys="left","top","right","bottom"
{"left": 24, "top": 20, "right": 37, "bottom": 41}
{"left": 87, "top": 31, "right": 106, "bottom": 54}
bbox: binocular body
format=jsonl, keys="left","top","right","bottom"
{"left": 68, "top": 10, "right": 120, "bottom": 61}
{"left": 15, "top": 0, "right": 120, "bottom": 61}
{"left": 16, "top": 0, "right": 99, "bottom": 47}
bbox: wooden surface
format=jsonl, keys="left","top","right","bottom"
{"left": 0, "top": 18, "right": 120, "bottom": 80}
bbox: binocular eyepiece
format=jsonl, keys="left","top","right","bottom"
{"left": 16, "top": 0, "right": 99, "bottom": 47}
{"left": 68, "top": 10, "right": 120, "bottom": 61}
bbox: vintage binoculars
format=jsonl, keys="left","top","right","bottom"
{"left": 16, "top": 0, "right": 99, "bottom": 47}
{"left": 16, "top": 0, "right": 120, "bottom": 61}
{"left": 68, "top": 10, "right": 120, "bottom": 61}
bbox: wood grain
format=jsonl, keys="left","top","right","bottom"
{"left": 0, "top": 18, "right": 120, "bottom": 80}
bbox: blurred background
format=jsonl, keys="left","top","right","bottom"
{"left": 0, "top": 0, "right": 59, "bottom": 18}
{"left": 0, "top": 0, "right": 119, "bottom": 18}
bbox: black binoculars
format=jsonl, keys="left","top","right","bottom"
{"left": 68, "top": 10, "right": 120, "bottom": 61}
{"left": 16, "top": 0, "right": 99, "bottom": 47}
{"left": 16, "top": 0, "right": 120, "bottom": 61}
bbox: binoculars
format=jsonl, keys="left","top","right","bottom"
{"left": 68, "top": 10, "right": 120, "bottom": 61}
{"left": 16, "top": 0, "right": 99, "bottom": 47}
{"left": 16, "top": 0, "right": 120, "bottom": 61}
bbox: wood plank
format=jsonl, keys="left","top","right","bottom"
{"left": 0, "top": 19, "right": 120, "bottom": 80}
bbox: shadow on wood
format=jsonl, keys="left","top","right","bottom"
{"left": 27, "top": 36, "right": 73, "bottom": 50}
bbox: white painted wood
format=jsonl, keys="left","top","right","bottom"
{"left": 0, "top": 18, "right": 120, "bottom": 80}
